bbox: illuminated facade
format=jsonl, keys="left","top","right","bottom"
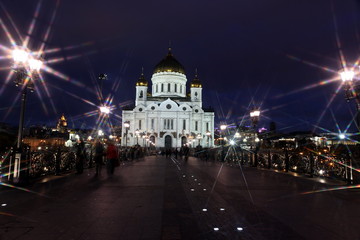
{"left": 122, "top": 48, "right": 215, "bottom": 148}
{"left": 56, "top": 114, "right": 68, "bottom": 133}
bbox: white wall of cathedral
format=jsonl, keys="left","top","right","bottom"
{"left": 151, "top": 72, "right": 187, "bottom": 97}
{"left": 121, "top": 100, "right": 214, "bottom": 148}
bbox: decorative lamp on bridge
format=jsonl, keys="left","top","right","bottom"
{"left": 10, "top": 46, "right": 43, "bottom": 184}
{"left": 124, "top": 121, "right": 130, "bottom": 147}
{"left": 250, "top": 109, "right": 261, "bottom": 129}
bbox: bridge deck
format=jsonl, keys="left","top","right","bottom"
{"left": 0, "top": 156, "right": 359, "bottom": 240}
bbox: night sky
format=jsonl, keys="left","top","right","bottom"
{"left": 1, "top": 0, "right": 360, "bottom": 134}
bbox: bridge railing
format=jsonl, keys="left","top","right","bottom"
{"left": 199, "top": 146, "right": 359, "bottom": 183}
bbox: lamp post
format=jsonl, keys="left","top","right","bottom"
{"left": 10, "top": 47, "right": 42, "bottom": 184}
{"left": 220, "top": 124, "right": 227, "bottom": 161}
{"left": 124, "top": 121, "right": 130, "bottom": 147}
{"left": 340, "top": 69, "right": 358, "bottom": 184}
{"left": 206, "top": 131, "right": 211, "bottom": 148}
{"left": 142, "top": 134, "right": 146, "bottom": 147}
{"left": 220, "top": 124, "right": 227, "bottom": 145}
{"left": 340, "top": 69, "right": 360, "bottom": 129}
{"left": 338, "top": 133, "right": 353, "bottom": 184}
{"left": 197, "top": 133, "right": 202, "bottom": 146}
{"left": 250, "top": 109, "right": 261, "bottom": 167}
{"left": 250, "top": 109, "right": 260, "bottom": 129}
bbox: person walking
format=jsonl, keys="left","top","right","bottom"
{"left": 106, "top": 141, "right": 117, "bottom": 175}
{"left": 183, "top": 145, "right": 190, "bottom": 162}
{"left": 76, "top": 139, "right": 85, "bottom": 174}
{"left": 94, "top": 140, "right": 104, "bottom": 177}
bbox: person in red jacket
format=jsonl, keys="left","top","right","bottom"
{"left": 106, "top": 141, "right": 118, "bottom": 175}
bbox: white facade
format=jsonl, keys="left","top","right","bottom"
{"left": 122, "top": 50, "right": 214, "bottom": 148}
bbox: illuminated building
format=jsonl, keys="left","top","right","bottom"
{"left": 56, "top": 114, "right": 68, "bottom": 133}
{"left": 122, "top": 48, "right": 215, "bottom": 148}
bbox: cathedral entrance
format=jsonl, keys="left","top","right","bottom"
{"left": 181, "top": 136, "right": 187, "bottom": 146}
{"left": 165, "top": 135, "right": 172, "bottom": 149}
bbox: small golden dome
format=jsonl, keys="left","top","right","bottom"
{"left": 190, "top": 70, "right": 202, "bottom": 88}
{"left": 136, "top": 71, "right": 148, "bottom": 86}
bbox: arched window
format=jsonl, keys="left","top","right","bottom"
{"left": 139, "top": 90, "right": 143, "bottom": 98}
{"left": 161, "top": 84, "right": 164, "bottom": 92}
{"left": 180, "top": 85, "right": 182, "bottom": 93}
{"left": 168, "top": 83, "right": 171, "bottom": 92}
{"left": 175, "top": 84, "right": 177, "bottom": 92}
{"left": 156, "top": 84, "right": 158, "bottom": 93}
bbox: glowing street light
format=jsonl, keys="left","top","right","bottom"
{"left": 339, "top": 133, "right": 346, "bottom": 140}
{"left": 220, "top": 124, "right": 227, "bottom": 131}
{"left": 12, "top": 48, "right": 28, "bottom": 63}
{"left": 250, "top": 110, "right": 260, "bottom": 118}
{"left": 250, "top": 109, "right": 261, "bottom": 128}
{"left": 28, "top": 58, "right": 43, "bottom": 71}
{"left": 340, "top": 69, "right": 355, "bottom": 82}
{"left": 99, "top": 105, "right": 111, "bottom": 114}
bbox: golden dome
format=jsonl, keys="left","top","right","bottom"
{"left": 153, "top": 48, "right": 185, "bottom": 74}
{"left": 190, "top": 71, "right": 202, "bottom": 88}
{"left": 136, "top": 71, "right": 148, "bottom": 86}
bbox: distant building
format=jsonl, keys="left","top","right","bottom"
{"left": 122, "top": 48, "right": 215, "bottom": 148}
{"left": 56, "top": 114, "right": 68, "bottom": 133}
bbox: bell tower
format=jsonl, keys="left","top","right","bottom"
{"left": 135, "top": 68, "right": 148, "bottom": 106}
{"left": 190, "top": 69, "right": 202, "bottom": 107}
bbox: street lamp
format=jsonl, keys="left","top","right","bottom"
{"left": 339, "top": 133, "right": 346, "bottom": 140}
{"left": 250, "top": 109, "right": 261, "bottom": 167}
{"left": 135, "top": 129, "right": 140, "bottom": 145}
{"left": 197, "top": 134, "right": 202, "bottom": 146}
{"left": 338, "top": 132, "right": 353, "bottom": 184}
{"left": 340, "top": 69, "right": 360, "bottom": 128}
{"left": 10, "top": 46, "right": 43, "bottom": 183}
{"left": 99, "top": 105, "right": 111, "bottom": 115}
{"left": 206, "top": 131, "right": 211, "bottom": 147}
{"left": 98, "top": 130, "right": 104, "bottom": 137}
{"left": 219, "top": 124, "right": 227, "bottom": 161}
{"left": 142, "top": 134, "right": 146, "bottom": 147}
{"left": 250, "top": 109, "right": 261, "bottom": 129}
{"left": 124, "top": 121, "right": 130, "bottom": 147}
{"left": 220, "top": 124, "right": 227, "bottom": 145}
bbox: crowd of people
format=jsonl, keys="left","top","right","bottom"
{"left": 75, "top": 139, "right": 122, "bottom": 177}
{"left": 73, "top": 140, "right": 213, "bottom": 177}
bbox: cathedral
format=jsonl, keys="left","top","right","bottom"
{"left": 121, "top": 48, "right": 214, "bottom": 148}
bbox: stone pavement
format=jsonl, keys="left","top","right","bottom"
{"left": 0, "top": 156, "right": 359, "bottom": 240}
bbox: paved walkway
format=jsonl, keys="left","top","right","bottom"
{"left": 0, "top": 156, "right": 359, "bottom": 240}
